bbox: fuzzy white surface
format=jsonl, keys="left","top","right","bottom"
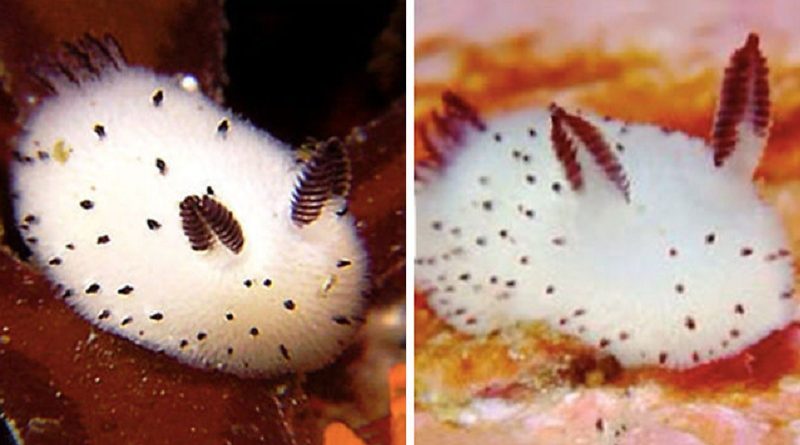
{"left": 416, "top": 108, "right": 794, "bottom": 368}
{"left": 13, "top": 68, "right": 368, "bottom": 377}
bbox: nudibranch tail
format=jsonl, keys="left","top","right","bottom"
{"left": 712, "top": 33, "right": 770, "bottom": 172}
{"left": 291, "top": 138, "right": 350, "bottom": 226}
{"left": 550, "top": 104, "right": 630, "bottom": 201}
{"left": 442, "top": 91, "right": 487, "bottom": 133}
{"left": 415, "top": 90, "right": 487, "bottom": 176}
{"left": 32, "top": 34, "right": 125, "bottom": 93}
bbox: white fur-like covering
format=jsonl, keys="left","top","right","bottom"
{"left": 416, "top": 108, "right": 794, "bottom": 369}
{"left": 13, "top": 68, "right": 368, "bottom": 377}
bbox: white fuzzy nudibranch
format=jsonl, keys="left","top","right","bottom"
{"left": 416, "top": 34, "right": 796, "bottom": 369}
{"left": 12, "top": 35, "right": 368, "bottom": 378}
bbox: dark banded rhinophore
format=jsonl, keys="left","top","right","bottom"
{"left": 179, "top": 194, "right": 244, "bottom": 254}
{"left": 199, "top": 195, "right": 244, "bottom": 253}
{"left": 291, "top": 138, "right": 351, "bottom": 226}
{"left": 180, "top": 195, "right": 213, "bottom": 251}
{"left": 550, "top": 104, "right": 629, "bottom": 202}
{"left": 711, "top": 33, "right": 770, "bottom": 167}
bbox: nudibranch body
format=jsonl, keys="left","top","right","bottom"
{"left": 416, "top": 34, "right": 796, "bottom": 369}
{"left": 12, "top": 36, "right": 368, "bottom": 378}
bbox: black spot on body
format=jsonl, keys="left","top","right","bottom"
{"left": 225, "top": 312, "right": 234, "bottom": 321}
{"left": 155, "top": 158, "right": 167, "bottom": 175}
{"left": 117, "top": 285, "right": 134, "bottom": 295}
{"left": 336, "top": 259, "right": 352, "bottom": 268}
{"left": 179, "top": 340, "right": 189, "bottom": 348}
{"left": 97, "top": 235, "right": 110, "bottom": 244}
{"left": 86, "top": 283, "right": 100, "bottom": 294}
{"left": 121, "top": 317, "right": 133, "bottom": 326}
{"left": 149, "top": 313, "right": 163, "bottom": 321}
{"left": 217, "top": 119, "right": 230, "bottom": 134}
{"left": 197, "top": 332, "right": 207, "bottom": 341}
{"left": 152, "top": 89, "right": 164, "bottom": 106}
{"left": 93, "top": 124, "right": 106, "bottom": 138}
{"left": 249, "top": 327, "right": 259, "bottom": 336}
{"left": 206, "top": 186, "right": 215, "bottom": 195}
{"left": 98, "top": 310, "right": 111, "bottom": 320}
{"left": 80, "top": 200, "right": 94, "bottom": 210}
{"left": 333, "top": 315, "right": 351, "bottom": 325}
{"left": 279, "top": 344, "right": 290, "bottom": 360}
{"left": 705, "top": 233, "right": 716, "bottom": 244}
{"left": 263, "top": 278, "right": 272, "bottom": 287}
{"left": 243, "top": 279, "right": 253, "bottom": 288}
{"left": 147, "top": 219, "right": 161, "bottom": 230}
{"left": 283, "top": 299, "right": 296, "bottom": 310}
{"left": 48, "top": 257, "right": 62, "bottom": 266}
